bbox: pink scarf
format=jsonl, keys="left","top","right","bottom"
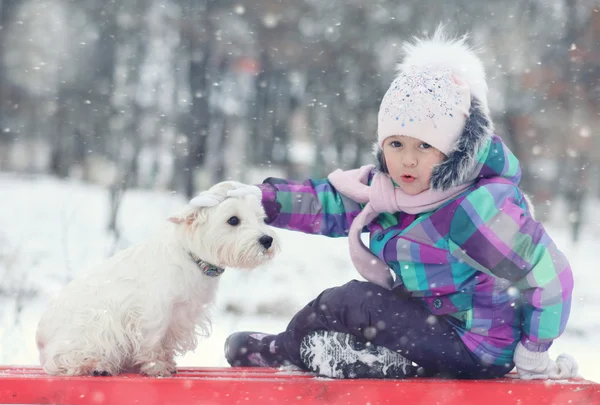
{"left": 327, "top": 165, "right": 472, "bottom": 289}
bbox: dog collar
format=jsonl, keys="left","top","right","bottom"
{"left": 189, "top": 253, "right": 225, "bottom": 277}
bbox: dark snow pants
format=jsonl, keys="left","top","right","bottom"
{"left": 274, "top": 280, "right": 514, "bottom": 379}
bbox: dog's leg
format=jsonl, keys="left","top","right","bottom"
{"left": 134, "top": 328, "right": 176, "bottom": 377}
{"left": 161, "top": 342, "right": 178, "bottom": 373}
{"left": 128, "top": 309, "right": 178, "bottom": 377}
{"left": 161, "top": 348, "right": 178, "bottom": 374}
{"left": 158, "top": 310, "right": 208, "bottom": 375}
{"left": 136, "top": 346, "right": 177, "bottom": 377}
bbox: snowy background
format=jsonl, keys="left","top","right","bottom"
{"left": 1, "top": 172, "right": 599, "bottom": 382}
{"left": 0, "top": 0, "right": 599, "bottom": 386}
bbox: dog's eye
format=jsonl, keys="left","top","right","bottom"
{"left": 227, "top": 216, "right": 240, "bottom": 226}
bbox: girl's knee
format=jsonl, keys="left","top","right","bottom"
{"left": 318, "top": 281, "right": 389, "bottom": 309}
{"left": 339, "top": 280, "right": 390, "bottom": 297}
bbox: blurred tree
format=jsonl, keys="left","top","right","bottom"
{"left": 0, "top": 0, "right": 21, "bottom": 164}
{"left": 0, "top": 0, "right": 597, "bottom": 226}
{"left": 179, "top": 0, "right": 215, "bottom": 197}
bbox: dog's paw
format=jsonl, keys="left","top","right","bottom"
{"left": 140, "top": 360, "right": 176, "bottom": 377}
{"left": 167, "top": 358, "right": 177, "bottom": 374}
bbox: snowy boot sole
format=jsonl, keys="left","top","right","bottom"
{"left": 299, "top": 330, "right": 417, "bottom": 379}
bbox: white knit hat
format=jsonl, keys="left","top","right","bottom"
{"left": 377, "top": 67, "right": 471, "bottom": 155}
{"left": 374, "top": 28, "right": 494, "bottom": 191}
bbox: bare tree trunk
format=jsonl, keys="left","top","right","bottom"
{"left": 88, "top": 0, "right": 118, "bottom": 163}
{"left": 271, "top": 70, "right": 292, "bottom": 167}
{"left": 49, "top": 88, "right": 70, "bottom": 178}
{"left": 307, "top": 72, "right": 327, "bottom": 178}
{"left": 106, "top": 0, "right": 147, "bottom": 245}
{"left": 206, "top": 111, "right": 226, "bottom": 184}
{"left": 0, "top": 0, "right": 20, "bottom": 156}
{"left": 250, "top": 51, "right": 270, "bottom": 165}
{"left": 181, "top": 0, "right": 216, "bottom": 198}
{"left": 562, "top": 0, "right": 588, "bottom": 243}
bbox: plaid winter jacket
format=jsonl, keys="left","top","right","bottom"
{"left": 257, "top": 135, "right": 573, "bottom": 365}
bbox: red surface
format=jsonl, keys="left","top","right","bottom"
{"left": 0, "top": 366, "right": 599, "bottom": 405}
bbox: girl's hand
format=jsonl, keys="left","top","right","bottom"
{"left": 189, "top": 181, "right": 256, "bottom": 207}
{"left": 188, "top": 191, "right": 225, "bottom": 207}
{"left": 513, "top": 342, "right": 578, "bottom": 380}
{"left": 226, "top": 183, "right": 262, "bottom": 200}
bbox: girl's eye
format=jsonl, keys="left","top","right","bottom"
{"left": 227, "top": 216, "right": 240, "bottom": 226}
{"left": 419, "top": 143, "right": 432, "bottom": 149}
{"left": 390, "top": 141, "right": 402, "bottom": 148}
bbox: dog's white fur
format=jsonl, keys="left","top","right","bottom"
{"left": 36, "top": 191, "right": 278, "bottom": 377}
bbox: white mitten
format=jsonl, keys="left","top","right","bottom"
{"left": 513, "top": 342, "right": 578, "bottom": 380}
{"left": 225, "top": 183, "right": 262, "bottom": 199}
{"left": 554, "top": 353, "right": 579, "bottom": 379}
{"left": 189, "top": 191, "right": 225, "bottom": 207}
{"left": 189, "top": 181, "right": 262, "bottom": 207}
{"left": 189, "top": 181, "right": 246, "bottom": 207}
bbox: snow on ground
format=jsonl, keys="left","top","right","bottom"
{"left": 0, "top": 172, "right": 598, "bottom": 382}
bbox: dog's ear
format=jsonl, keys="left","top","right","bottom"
{"left": 168, "top": 206, "right": 205, "bottom": 226}
{"left": 168, "top": 213, "right": 195, "bottom": 225}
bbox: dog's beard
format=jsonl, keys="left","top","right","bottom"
{"left": 215, "top": 236, "right": 277, "bottom": 269}
{"left": 188, "top": 200, "right": 279, "bottom": 270}
{"left": 193, "top": 224, "right": 278, "bottom": 270}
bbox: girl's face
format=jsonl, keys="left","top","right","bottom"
{"left": 382, "top": 135, "right": 446, "bottom": 195}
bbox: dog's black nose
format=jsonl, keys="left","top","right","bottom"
{"left": 259, "top": 235, "right": 273, "bottom": 249}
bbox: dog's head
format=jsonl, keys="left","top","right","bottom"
{"left": 168, "top": 194, "right": 279, "bottom": 270}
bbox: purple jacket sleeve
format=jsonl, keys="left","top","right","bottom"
{"left": 448, "top": 181, "right": 574, "bottom": 351}
{"left": 256, "top": 177, "right": 364, "bottom": 237}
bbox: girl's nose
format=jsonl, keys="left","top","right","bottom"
{"left": 402, "top": 153, "right": 417, "bottom": 167}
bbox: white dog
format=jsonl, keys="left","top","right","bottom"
{"left": 36, "top": 186, "right": 278, "bottom": 377}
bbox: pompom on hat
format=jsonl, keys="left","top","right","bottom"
{"left": 375, "top": 27, "right": 494, "bottom": 191}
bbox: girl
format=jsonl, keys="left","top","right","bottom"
{"left": 195, "top": 30, "right": 578, "bottom": 380}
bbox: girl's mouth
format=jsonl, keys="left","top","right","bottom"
{"left": 401, "top": 174, "right": 416, "bottom": 183}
